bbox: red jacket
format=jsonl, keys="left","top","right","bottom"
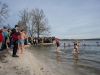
{"left": 12, "top": 32, "right": 20, "bottom": 42}
{"left": 0, "top": 30, "right": 4, "bottom": 42}
{"left": 12, "top": 34, "right": 18, "bottom": 42}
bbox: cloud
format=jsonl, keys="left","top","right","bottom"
{"left": 1, "top": 0, "right": 100, "bottom": 39}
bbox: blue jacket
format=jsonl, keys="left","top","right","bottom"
{"left": 3, "top": 30, "right": 8, "bottom": 37}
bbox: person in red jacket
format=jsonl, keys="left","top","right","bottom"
{"left": 12, "top": 32, "right": 20, "bottom": 42}
{"left": 11, "top": 25, "right": 19, "bottom": 57}
{"left": 0, "top": 29, "right": 4, "bottom": 50}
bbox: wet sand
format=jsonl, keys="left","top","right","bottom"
{"left": 29, "top": 46, "right": 67, "bottom": 75}
{"left": 0, "top": 45, "right": 54, "bottom": 75}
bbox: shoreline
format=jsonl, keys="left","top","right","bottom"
{"left": 28, "top": 46, "right": 63, "bottom": 75}
{"left": 0, "top": 45, "right": 54, "bottom": 75}
{"left": 28, "top": 44, "right": 100, "bottom": 75}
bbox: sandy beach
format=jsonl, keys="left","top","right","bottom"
{"left": 0, "top": 40, "right": 100, "bottom": 75}
{"left": 0, "top": 45, "right": 54, "bottom": 75}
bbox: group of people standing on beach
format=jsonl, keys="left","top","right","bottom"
{"left": 0, "top": 25, "right": 27, "bottom": 57}
{"left": 28, "top": 36, "right": 55, "bottom": 45}
{"left": 0, "top": 27, "right": 12, "bottom": 50}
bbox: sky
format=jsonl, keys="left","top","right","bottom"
{"left": 1, "top": 0, "right": 100, "bottom": 39}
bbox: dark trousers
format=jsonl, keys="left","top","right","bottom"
{"left": 1, "top": 37, "right": 7, "bottom": 50}
{"left": 12, "top": 41, "right": 18, "bottom": 55}
{"left": 1, "top": 42, "right": 5, "bottom": 50}
{"left": 1, "top": 42, "right": 6, "bottom": 50}
{"left": 24, "top": 39, "right": 27, "bottom": 45}
{"left": 9, "top": 37, "right": 12, "bottom": 48}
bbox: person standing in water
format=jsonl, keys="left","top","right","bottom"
{"left": 71, "top": 40, "right": 84, "bottom": 53}
{"left": 68, "top": 43, "right": 71, "bottom": 46}
{"left": 64, "top": 43, "right": 66, "bottom": 48}
{"left": 56, "top": 39, "right": 60, "bottom": 52}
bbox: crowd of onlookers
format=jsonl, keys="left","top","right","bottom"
{"left": 0, "top": 25, "right": 30, "bottom": 57}
{"left": 0, "top": 25, "right": 56, "bottom": 51}
{"left": 0, "top": 25, "right": 56, "bottom": 57}
{"left": 28, "top": 36, "right": 55, "bottom": 45}
{"left": 0, "top": 26, "right": 12, "bottom": 51}
{"left": 0, "top": 25, "right": 22, "bottom": 57}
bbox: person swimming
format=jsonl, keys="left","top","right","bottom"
{"left": 83, "top": 44, "right": 86, "bottom": 46}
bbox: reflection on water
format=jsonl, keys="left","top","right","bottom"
{"left": 72, "top": 53, "right": 79, "bottom": 72}
{"left": 73, "top": 53, "right": 78, "bottom": 65}
{"left": 56, "top": 52, "right": 61, "bottom": 63}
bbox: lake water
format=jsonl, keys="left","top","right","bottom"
{"left": 29, "top": 40, "right": 100, "bottom": 75}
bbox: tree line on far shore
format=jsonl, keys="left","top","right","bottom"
{"left": 0, "top": 1, "right": 50, "bottom": 38}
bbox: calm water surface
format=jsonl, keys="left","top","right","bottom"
{"left": 30, "top": 40, "right": 100, "bottom": 75}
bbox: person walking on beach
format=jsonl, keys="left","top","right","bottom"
{"left": 56, "top": 39, "right": 60, "bottom": 52}
{"left": 18, "top": 30, "right": 26, "bottom": 54}
{"left": 71, "top": 40, "right": 84, "bottom": 53}
{"left": 11, "top": 25, "right": 19, "bottom": 57}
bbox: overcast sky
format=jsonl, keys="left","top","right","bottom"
{"left": 1, "top": 0, "right": 100, "bottom": 39}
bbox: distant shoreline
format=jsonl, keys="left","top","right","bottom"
{"left": 59, "top": 39, "right": 100, "bottom": 41}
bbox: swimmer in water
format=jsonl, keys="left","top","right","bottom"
{"left": 97, "top": 44, "right": 100, "bottom": 46}
{"left": 64, "top": 43, "right": 66, "bottom": 48}
{"left": 56, "top": 39, "right": 60, "bottom": 52}
{"left": 70, "top": 40, "right": 84, "bottom": 53}
{"left": 83, "top": 44, "right": 86, "bottom": 46}
{"left": 68, "top": 43, "right": 71, "bottom": 46}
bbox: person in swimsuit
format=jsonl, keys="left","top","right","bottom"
{"left": 56, "top": 39, "right": 60, "bottom": 52}
{"left": 18, "top": 30, "right": 26, "bottom": 54}
{"left": 64, "top": 43, "right": 66, "bottom": 48}
{"left": 68, "top": 43, "right": 71, "bottom": 46}
{"left": 71, "top": 40, "right": 84, "bottom": 53}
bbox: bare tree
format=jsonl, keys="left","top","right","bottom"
{"left": 19, "top": 8, "right": 50, "bottom": 37}
{"left": 0, "top": 1, "right": 10, "bottom": 28}
{"left": 30, "top": 8, "right": 50, "bottom": 38}
{"left": 18, "top": 20, "right": 22, "bottom": 30}
{"left": 27, "top": 12, "right": 35, "bottom": 36}
{"left": 7, "top": 24, "right": 11, "bottom": 29}
{"left": 19, "top": 8, "right": 29, "bottom": 32}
